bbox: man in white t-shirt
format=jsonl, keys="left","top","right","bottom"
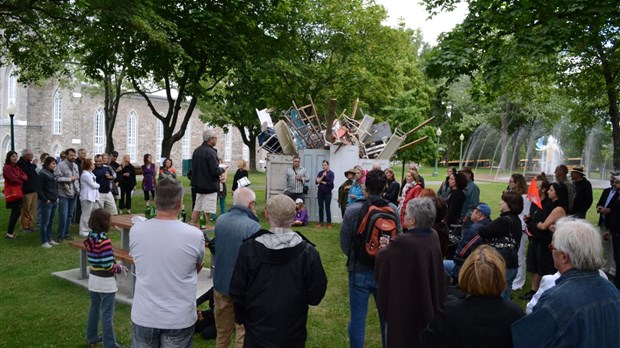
{"left": 130, "top": 178, "right": 205, "bottom": 347}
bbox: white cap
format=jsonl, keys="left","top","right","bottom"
{"left": 295, "top": 198, "right": 304, "bottom": 204}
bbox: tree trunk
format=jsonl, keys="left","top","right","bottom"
{"left": 102, "top": 70, "right": 125, "bottom": 154}
{"left": 236, "top": 124, "right": 260, "bottom": 171}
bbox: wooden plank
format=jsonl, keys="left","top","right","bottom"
{"left": 398, "top": 136, "right": 430, "bottom": 152}
{"left": 402, "top": 116, "right": 435, "bottom": 138}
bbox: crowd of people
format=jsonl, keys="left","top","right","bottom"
{"left": 4, "top": 134, "right": 620, "bottom": 347}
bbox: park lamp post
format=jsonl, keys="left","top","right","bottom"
{"left": 7, "top": 102, "right": 16, "bottom": 152}
{"left": 432, "top": 127, "right": 442, "bottom": 176}
{"left": 459, "top": 133, "right": 465, "bottom": 169}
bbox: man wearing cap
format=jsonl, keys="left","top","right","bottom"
{"left": 443, "top": 202, "right": 492, "bottom": 280}
{"left": 570, "top": 166, "right": 592, "bottom": 219}
{"left": 292, "top": 198, "right": 309, "bottom": 226}
{"left": 597, "top": 172, "right": 619, "bottom": 279}
{"left": 229, "top": 194, "right": 327, "bottom": 347}
{"left": 459, "top": 167, "right": 480, "bottom": 220}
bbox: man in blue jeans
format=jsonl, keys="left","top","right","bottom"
{"left": 340, "top": 169, "right": 401, "bottom": 348}
{"left": 55, "top": 148, "right": 80, "bottom": 240}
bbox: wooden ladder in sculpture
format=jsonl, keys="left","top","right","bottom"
{"left": 286, "top": 96, "right": 325, "bottom": 149}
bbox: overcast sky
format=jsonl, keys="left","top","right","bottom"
{"left": 375, "top": 0, "right": 468, "bottom": 46}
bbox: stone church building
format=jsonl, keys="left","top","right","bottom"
{"left": 0, "top": 64, "right": 251, "bottom": 177}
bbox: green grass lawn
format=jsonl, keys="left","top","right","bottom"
{"left": 0, "top": 168, "right": 605, "bottom": 347}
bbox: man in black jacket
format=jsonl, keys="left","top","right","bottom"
{"left": 229, "top": 194, "right": 327, "bottom": 348}
{"left": 17, "top": 148, "right": 38, "bottom": 232}
{"left": 191, "top": 129, "right": 225, "bottom": 229}
{"left": 597, "top": 172, "right": 619, "bottom": 278}
{"left": 570, "top": 166, "right": 593, "bottom": 219}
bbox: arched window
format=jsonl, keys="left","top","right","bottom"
{"left": 225, "top": 126, "right": 232, "bottom": 162}
{"left": 156, "top": 122, "right": 163, "bottom": 162}
{"left": 2, "top": 136, "right": 10, "bottom": 156}
{"left": 53, "top": 89, "right": 62, "bottom": 134}
{"left": 52, "top": 145, "right": 61, "bottom": 160}
{"left": 127, "top": 111, "right": 137, "bottom": 162}
{"left": 93, "top": 108, "right": 106, "bottom": 155}
{"left": 7, "top": 67, "right": 17, "bottom": 106}
{"left": 182, "top": 123, "right": 191, "bottom": 159}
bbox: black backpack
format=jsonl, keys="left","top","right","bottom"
{"left": 353, "top": 198, "right": 398, "bottom": 265}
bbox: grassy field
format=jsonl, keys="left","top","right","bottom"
{"left": 0, "top": 168, "right": 604, "bottom": 347}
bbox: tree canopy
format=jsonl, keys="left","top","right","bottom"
{"left": 423, "top": 0, "right": 620, "bottom": 168}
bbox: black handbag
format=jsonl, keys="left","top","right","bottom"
{"left": 487, "top": 217, "right": 518, "bottom": 263}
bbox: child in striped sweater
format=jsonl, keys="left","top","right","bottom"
{"left": 83, "top": 208, "right": 124, "bottom": 348}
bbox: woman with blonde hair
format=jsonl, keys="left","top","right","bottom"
{"left": 232, "top": 159, "right": 249, "bottom": 192}
{"left": 420, "top": 245, "right": 524, "bottom": 347}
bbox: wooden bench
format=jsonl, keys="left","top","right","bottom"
{"left": 67, "top": 240, "right": 136, "bottom": 295}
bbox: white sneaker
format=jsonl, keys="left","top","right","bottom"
{"left": 42, "top": 242, "right": 52, "bottom": 249}
{"left": 49, "top": 240, "right": 59, "bottom": 246}
{"left": 80, "top": 231, "right": 89, "bottom": 237}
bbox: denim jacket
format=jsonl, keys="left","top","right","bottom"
{"left": 213, "top": 205, "right": 261, "bottom": 296}
{"left": 512, "top": 268, "right": 620, "bottom": 348}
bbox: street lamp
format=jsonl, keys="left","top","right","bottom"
{"left": 7, "top": 102, "right": 16, "bottom": 152}
{"left": 432, "top": 127, "right": 442, "bottom": 176}
{"left": 459, "top": 133, "right": 465, "bottom": 169}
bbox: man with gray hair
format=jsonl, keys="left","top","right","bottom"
{"left": 130, "top": 178, "right": 205, "bottom": 346}
{"left": 229, "top": 194, "right": 327, "bottom": 347}
{"left": 213, "top": 187, "right": 261, "bottom": 348}
{"left": 512, "top": 217, "right": 620, "bottom": 347}
{"left": 374, "top": 197, "right": 446, "bottom": 348}
{"left": 17, "top": 148, "right": 38, "bottom": 232}
{"left": 191, "top": 129, "right": 225, "bottom": 229}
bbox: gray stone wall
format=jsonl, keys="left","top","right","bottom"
{"left": 1, "top": 69, "right": 251, "bottom": 177}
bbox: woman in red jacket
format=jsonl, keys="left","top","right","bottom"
{"left": 3, "top": 151, "right": 28, "bottom": 239}
{"left": 399, "top": 170, "right": 422, "bottom": 226}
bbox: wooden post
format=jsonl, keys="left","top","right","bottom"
{"left": 326, "top": 98, "right": 337, "bottom": 143}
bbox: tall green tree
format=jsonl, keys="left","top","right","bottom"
{"left": 0, "top": 0, "right": 77, "bottom": 82}
{"left": 128, "top": 0, "right": 274, "bottom": 158}
{"left": 423, "top": 0, "right": 620, "bottom": 167}
{"left": 200, "top": 0, "right": 433, "bottom": 169}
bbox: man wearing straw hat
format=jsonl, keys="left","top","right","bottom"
{"left": 570, "top": 165, "right": 592, "bottom": 219}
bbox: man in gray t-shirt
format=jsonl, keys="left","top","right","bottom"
{"left": 130, "top": 178, "right": 205, "bottom": 346}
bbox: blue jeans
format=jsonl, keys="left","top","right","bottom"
{"left": 87, "top": 291, "right": 117, "bottom": 347}
{"left": 348, "top": 271, "right": 386, "bottom": 348}
{"left": 317, "top": 192, "right": 332, "bottom": 224}
{"left": 219, "top": 196, "right": 226, "bottom": 216}
{"left": 58, "top": 195, "right": 78, "bottom": 239}
{"left": 38, "top": 200, "right": 57, "bottom": 244}
{"left": 502, "top": 268, "right": 518, "bottom": 300}
{"left": 131, "top": 323, "right": 193, "bottom": 348}
{"left": 443, "top": 260, "right": 456, "bottom": 277}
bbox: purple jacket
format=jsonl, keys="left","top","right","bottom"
{"left": 141, "top": 164, "right": 156, "bottom": 191}
{"left": 295, "top": 209, "right": 308, "bottom": 226}
{"left": 316, "top": 170, "right": 335, "bottom": 196}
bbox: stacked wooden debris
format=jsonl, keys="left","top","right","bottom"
{"left": 256, "top": 97, "right": 433, "bottom": 160}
